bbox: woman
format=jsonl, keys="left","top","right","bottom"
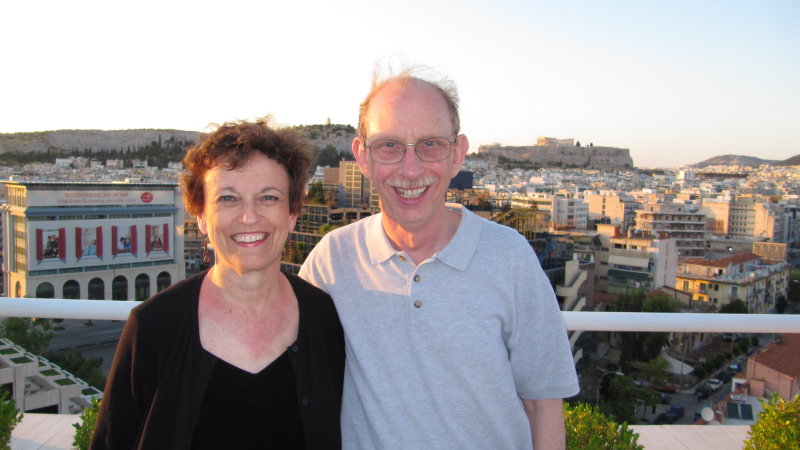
{"left": 92, "top": 120, "right": 344, "bottom": 449}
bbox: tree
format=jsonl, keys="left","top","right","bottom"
{"left": 612, "top": 291, "right": 679, "bottom": 363}
{"left": 603, "top": 376, "right": 656, "bottom": 424}
{"left": 744, "top": 394, "right": 800, "bottom": 449}
{"left": 0, "top": 391, "right": 22, "bottom": 449}
{"left": 306, "top": 182, "right": 326, "bottom": 205}
{"left": 0, "top": 318, "right": 54, "bottom": 355}
{"left": 314, "top": 144, "right": 343, "bottom": 168}
{"left": 639, "top": 357, "right": 670, "bottom": 387}
{"left": 564, "top": 402, "right": 643, "bottom": 450}
{"left": 72, "top": 399, "right": 100, "bottom": 450}
{"left": 45, "top": 351, "right": 106, "bottom": 390}
{"left": 720, "top": 298, "right": 748, "bottom": 314}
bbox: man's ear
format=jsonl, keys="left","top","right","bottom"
{"left": 352, "top": 136, "right": 372, "bottom": 180}
{"left": 449, "top": 134, "right": 469, "bottom": 178}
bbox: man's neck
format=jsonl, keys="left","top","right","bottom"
{"left": 381, "top": 205, "right": 462, "bottom": 265}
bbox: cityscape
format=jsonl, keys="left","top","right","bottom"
{"left": 0, "top": 128, "right": 797, "bottom": 447}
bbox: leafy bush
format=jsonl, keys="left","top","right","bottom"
{"left": 72, "top": 399, "right": 100, "bottom": 450}
{"left": 693, "top": 366, "right": 708, "bottom": 379}
{"left": 565, "top": 402, "right": 643, "bottom": 449}
{"left": 0, "top": 391, "right": 22, "bottom": 449}
{"left": 744, "top": 394, "right": 800, "bottom": 450}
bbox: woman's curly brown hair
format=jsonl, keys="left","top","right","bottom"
{"left": 181, "top": 118, "right": 312, "bottom": 217}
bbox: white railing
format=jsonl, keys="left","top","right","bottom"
{"left": 1, "top": 297, "right": 798, "bottom": 333}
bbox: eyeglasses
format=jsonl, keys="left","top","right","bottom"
{"left": 364, "top": 136, "right": 457, "bottom": 164}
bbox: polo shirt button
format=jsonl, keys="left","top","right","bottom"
{"left": 413, "top": 300, "right": 422, "bottom": 308}
{"left": 301, "top": 398, "right": 309, "bottom": 406}
{"left": 398, "top": 255, "right": 406, "bottom": 262}
{"left": 413, "top": 275, "right": 421, "bottom": 282}
{"left": 291, "top": 345, "right": 299, "bottom": 352}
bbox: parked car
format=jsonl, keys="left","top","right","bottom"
{"left": 664, "top": 405, "right": 685, "bottom": 423}
{"left": 705, "top": 378, "right": 724, "bottom": 392}
{"left": 653, "top": 383, "right": 677, "bottom": 394}
{"left": 694, "top": 385, "right": 712, "bottom": 399}
{"left": 728, "top": 362, "right": 743, "bottom": 375}
{"left": 716, "top": 371, "right": 732, "bottom": 383}
{"left": 659, "top": 392, "right": 672, "bottom": 404}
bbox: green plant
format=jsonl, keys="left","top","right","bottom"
{"left": 0, "top": 390, "right": 23, "bottom": 449}
{"left": 565, "top": 402, "right": 643, "bottom": 450}
{"left": 72, "top": 399, "right": 100, "bottom": 450}
{"left": 744, "top": 394, "right": 800, "bottom": 450}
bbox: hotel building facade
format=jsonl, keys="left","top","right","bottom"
{"left": 1, "top": 181, "right": 185, "bottom": 301}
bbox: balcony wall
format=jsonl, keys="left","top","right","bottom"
{"left": 3, "top": 297, "right": 800, "bottom": 449}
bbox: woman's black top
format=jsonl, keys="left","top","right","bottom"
{"left": 90, "top": 270, "right": 344, "bottom": 450}
{"left": 191, "top": 351, "right": 305, "bottom": 449}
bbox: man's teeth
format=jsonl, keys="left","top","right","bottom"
{"left": 233, "top": 233, "right": 265, "bottom": 243}
{"left": 397, "top": 187, "right": 426, "bottom": 198}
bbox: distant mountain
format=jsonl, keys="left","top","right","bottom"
{"left": 692, "top": 155, "right": 778, "bottom": 168}
{"left": 775, "top": 154, "right": 800, "bottom": 166}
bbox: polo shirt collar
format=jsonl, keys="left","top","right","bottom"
{"left": 365, "top": 204, "right": 480, "bottom": 271}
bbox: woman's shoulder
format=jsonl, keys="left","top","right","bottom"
{"left": 131, "top": 271, "right": 206, "bottom": 322}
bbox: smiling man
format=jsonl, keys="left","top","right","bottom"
{"left": 300, "top": 68, "right": 579, "bottom": 449}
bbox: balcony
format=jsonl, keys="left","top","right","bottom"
{"left": 2, "top": 297, "right": 799, "bottom": 449}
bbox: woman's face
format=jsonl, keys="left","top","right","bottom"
{"left": 197, "top": 153, "right": 296, "bottom": 276}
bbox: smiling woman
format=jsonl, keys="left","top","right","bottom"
{"left": 91, "top": 119, "right": 345, "bottom": 449}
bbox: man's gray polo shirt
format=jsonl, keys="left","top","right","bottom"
{"left": 300, "top": 204, "right": 579, "bottom": 449}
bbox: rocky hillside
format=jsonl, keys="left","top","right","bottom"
{"left": 0, "top": 125, "right": 356, "bottom": 156}
{"left": 692, "top": 154, "right": 778, "bottom": 167}
{"left": 292, "top": 124, "right": 356, "bottom": 154}
{"left": 478, "top": 144, "right": 634, "bottom": 170}
{"left": 0, "top": 129, "right": 199, "bottom": 154}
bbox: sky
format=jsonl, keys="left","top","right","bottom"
{"left": 1, "top": 0, "right": 798, "bottom": 168}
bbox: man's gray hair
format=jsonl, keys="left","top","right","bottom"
{"left": 357, "top": 65, "right": 461, "bottom": 139}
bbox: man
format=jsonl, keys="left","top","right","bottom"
{"left": 300, "top": 69, "right": 579, "bottom": 449}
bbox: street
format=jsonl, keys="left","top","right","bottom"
{"left": 48, "top": 319, "right": 125, "bottom": 375}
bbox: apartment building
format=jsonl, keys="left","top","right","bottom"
{"left": 584, "top": 191, "right": 639, "bottom": 231}
{"left": 675, "top": 252, "right": 790, "bottom": 313}
{"left": 729, "top": 195, "right": 783, "bottom": 242}
{"left": 1, "top": 181, "right": 185, "bottom": 301}
{"left": 594, "top": 224, "right": 678, "bottom": 294}
{"left": 510, "top": 193, "right": 588, "bottom": 231}
{"left": 634, "top": 202, "right": 707, "bottom": 257}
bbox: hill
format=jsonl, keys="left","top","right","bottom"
{"left": 775, "top": 154, "right": 800, "bottom": 166}
{"left": 478, "top": 143, "right": 634, "bottom": 170}
{"left": 0, "top": 125, "right": 356, "bottom": 155}
{"left": 692, "top": 154, "right": 777, "bottom": 168}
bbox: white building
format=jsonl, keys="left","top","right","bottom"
{"left": 1, "top": 181, "right": 185, "bottom": 301}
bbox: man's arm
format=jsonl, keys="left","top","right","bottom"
{"left": 523, "top": 398, "right": 566, "bottom": 450}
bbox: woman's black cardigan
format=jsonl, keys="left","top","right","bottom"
{"left": 90, "top": 270, "right": 345, "bottom": 449}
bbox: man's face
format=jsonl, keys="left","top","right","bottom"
{"left": 353, "top": 80, "right": 468, "bottom": 232}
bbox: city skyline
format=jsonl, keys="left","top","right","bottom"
{"left": 2, "top": 0, "right": 797, "bottom": 169}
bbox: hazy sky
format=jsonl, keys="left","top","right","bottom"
{"left": 2, "top": 0, "right": 798, "bottom": 168}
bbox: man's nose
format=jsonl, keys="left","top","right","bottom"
{"left": 399, "top": 144, "right": 425, "bottom": 175}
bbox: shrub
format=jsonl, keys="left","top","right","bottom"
{"left": 693, "top": 366, "right": 708, "bottom": 379}
{"left": 565, "top": 402, "right": 643, "bottom": 449}
{"left": 72, "top": 399, "right": 100, "bottom": 450}
{"left": 744, "top": 394, "right": 800, "bottom": 450}
{"left": 0, "top": 391, "right": 22, "bottom": 449}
